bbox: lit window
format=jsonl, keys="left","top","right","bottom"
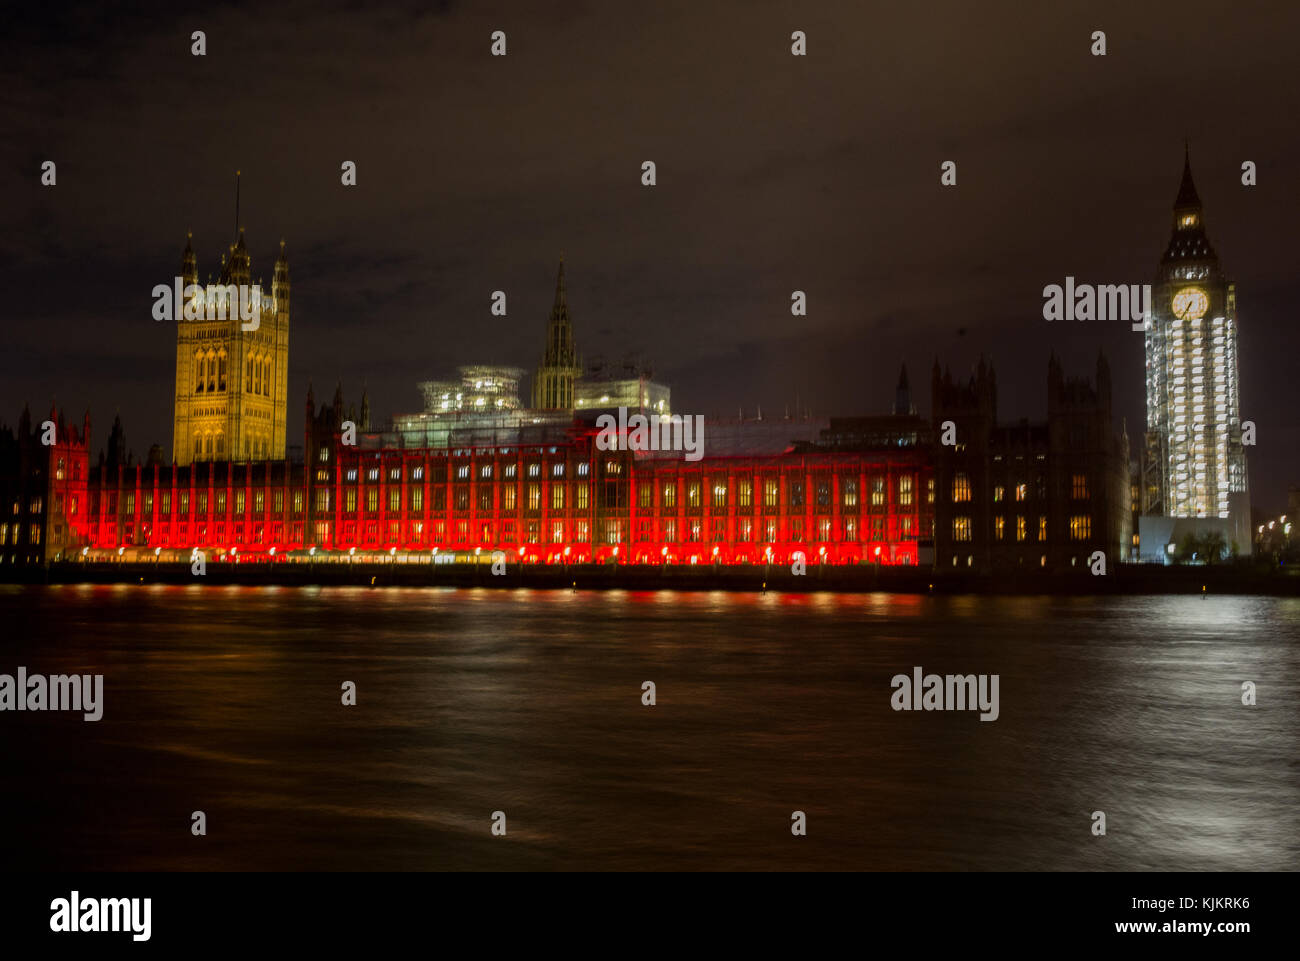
{"left": 952, "top": 473, "right": 971, "bottom": 503}
{"left": 953, "top": 516, "right": 972, "bottom": 541}
{"left": 871, "top": 476, "right": 885, "bottom": 507}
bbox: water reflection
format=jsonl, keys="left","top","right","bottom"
{"left": 0, "top": 586, "right": 1295, "bottom": 870}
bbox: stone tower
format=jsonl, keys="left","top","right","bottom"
{"left": 171, "top": 184, "right": 290, "bottom": 465}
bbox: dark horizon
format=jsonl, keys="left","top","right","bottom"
{"left": 3, "top": 1, "right": 1298, "bottom": 511}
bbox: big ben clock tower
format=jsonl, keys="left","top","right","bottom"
{"left": 1141, "top": 149, "right": 1250, "bottom": 553}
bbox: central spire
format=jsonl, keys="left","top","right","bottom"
{"left": 532, "top": 257, "right": 582, "bottom": 409}
{"left": 552, "top": 257, "right": 567, "bottom": 314}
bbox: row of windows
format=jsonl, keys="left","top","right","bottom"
{"left": 53, "top": 458, "right": 82, "bottom": 481}
{"left": 85, "top": 475, "right": 940, "bottom": 521}
{"left": 192, "top": 352, "right": 275, "bottom": 396}
{"left": 324, "top": 515, "right": 923, "bottom": 547}
{"left": 325, "top": 471, "right": 928, "bottom": 511}
{"left": 92, "top": 490, "right": 305, "bottom": 517}
{"left": 952, "top": 515, "right": 1094, "bottom": 542}
{"left": 0, "top": 523, "right": 42, "bottom": 545}
{"left": 324, "top": 480, "right": 934, "bottom": 516}
{"left": 953, "top": 473, "right": 1090, "bottom": 503}
{"left": 192, "top": 435, "right": 273, "bottom": 461}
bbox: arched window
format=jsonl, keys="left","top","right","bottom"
{"left": 194, "top": 434, "right": 202, "bottom": 460}
{"left": 196, "top": 352, "right": 205, "bottom": 392}
{"left": 204, "top": 435, "right": 213, "bottom": 456}
{"left": 253, "top": 356, "right": 261, "bottom": 396}
{"left": 218, "top": 353, "right": 227, "bottom": 392}
{"left": 206, "top": 352, "right": 216, "bottom": 392}
{"left": 216, "top": 434, "right": 225, "bottom": 456}
{"left": 263, "top": 360, "right": 271, "bottom": 396}
{"left": 246, "top": 357, "right": 254, "bottom": 392}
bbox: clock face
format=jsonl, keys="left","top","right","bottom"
{"left": 1171, "top": 287, "right": 1208, "bottom": 320}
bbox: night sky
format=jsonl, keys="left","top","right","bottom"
{"left": 3, "top": 1, "right": 1298, "bottom": 511}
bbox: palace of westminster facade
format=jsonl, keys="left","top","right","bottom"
{"left": 5, "top": 155, "right": 1246, "bottom": 574}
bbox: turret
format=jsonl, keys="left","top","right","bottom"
{"left": 273, "top": 239, "right": 290, "bottom": 316}
{"left": 181, "top": 231, "right": 198, "bottom": 289}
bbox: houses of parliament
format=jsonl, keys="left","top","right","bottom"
{"left": 4, "top": 155, "right": 1242, "bottom": 575}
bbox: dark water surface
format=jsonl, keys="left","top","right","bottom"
{"left": 1, "top": 584, "right": 1297, "bottom": 871}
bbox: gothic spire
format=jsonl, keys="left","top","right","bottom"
{"left": 1174, "top": 143, "right": 1201, "bottom": 211}
{"left": 552, "top": 257, "right": 567, "bottom": 316}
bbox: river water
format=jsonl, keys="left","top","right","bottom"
{"left": 2, "top": 584, "right": 1296, "bottom": 870}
